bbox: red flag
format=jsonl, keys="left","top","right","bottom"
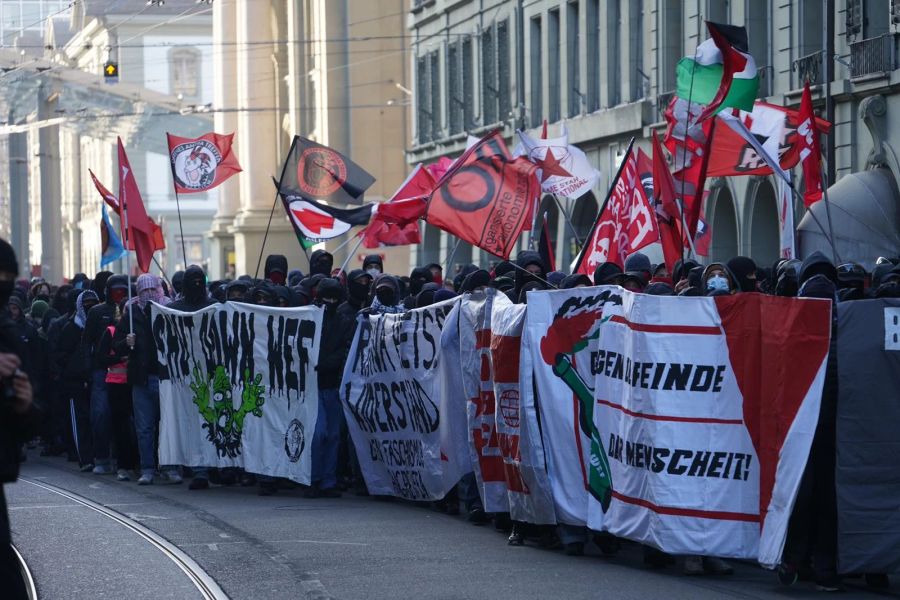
{"left": 88, "top": 169, "right": 120, "bottom": 212}
{"left": 166, "top": 132, "right": 242, "bottom": 194}
{"left": 573, "top": 141, "right": 659, "bottom": 274}
{"left": 362, "top": 197, "right": 427, "bottom": 249}
{"left": 664, "top": 98, "right": 716, "bottom": 239}
{"left": 797, "top": 82, "right": 824, "bottom": 207}
{"left": 636, "top": 146, "right": 682, "bottom": 275}
{"left": 424, "top": 131, "right": 540, "bottom": 259}
{"left": 118, "top": 137, "right": 158, "bottom": 273}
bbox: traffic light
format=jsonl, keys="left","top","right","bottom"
{"left": 104, "top": 61, "right": 119, "bottom": 83}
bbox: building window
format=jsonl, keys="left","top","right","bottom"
{"left": 799, "top": 0, "right": 823, "bottom": 56}
{"left": 706, "top": 0, "right": 729, "bottom": 23}
{"left": 429, "top": 51, "right": 442, "bottom": 141}
{"left": 629, "top": 0, "right": 645, "bottom": 101}
{"left": 659, "top": 0, "right": 682, "bottom": 94}
{"left": 169, "top": 48, "right": 201, "bottom": 99}
{"left": 530, "top": 16, "right": 543, "bottom": 127}
{"left": 548, "top": 8, "right": 561, "bottom": 123}
{"left": 567, "top": 1, "right": 581, "bottom": 117}
{"left": 607, "top": 0, "right": 621, "bottom": 106}
{"left": 586, "top": 0, "right": 600, "bottom": 111}
{"left": 175, "top": 236, "right": 204, "bottom": 270}
{"left": 447, "top": 39, "right": 474, "bottom": 135}
{"left": 481, "top": 26, "right": 497, "bottom": 125}
{"left": 747, "top": 0, "right": 770, "bottom": 96}
{"left": 497, "top": 20, "right": 511, "bottom": 122}
{"left": 415, "top": 50, "right": 442, "bottom": 144}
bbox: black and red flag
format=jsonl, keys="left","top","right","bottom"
{"left": 276, "top": 179, "right": 374, "bottom": 243}
{"left": 280, "top": 136, "right": 375, "bottom": 206}
{"left": 166, "top": 132, "right": 242, "bottom": 194}
{"left": 424, "top": 130, "right": 540, "bottom": 260}
{"left": 797, "top": 82, "right": 825, "bottom": 207}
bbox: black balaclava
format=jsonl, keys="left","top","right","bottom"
{"left": 183, "top": 265, "right": 208, "bottom": 304}
{"left": 287, "top": 269, "right": 304, "bottom": 287}
{"left": 727, "top": 256, "right": 758, "bottom": 293}
{"left": 92, "top": 271, "right": 113, "bottom": 302}
{"left": 593, "top": 262, "right": 624, "bottom": 286}
{"left": 347, "top": 269, "right": 371, "bottom": 306}
{"left": 461, "top": 269, "right": 491, "bottom": 293}
{"left": 264, "top": 254, "right": 289, "bottom": 284}
{"left": 373, "top": 274, "right": 400, "bottom": 306}
{"left": 518, "top": 281, "right": 544, "bottom": 304}
{"left": 798, "top": 274, "right": 837, "bottom": 301}
{"left": 799, "top": 251, "right": 837, "bottom": 286}
{"left": 171, "top": 270, "right": 185, "bottom": 295}
{"left": 316, "top": 278, "right": 344, "bottom": 315}
{"left": 0, "top": 238, "right": 18, "bottom": 307}
{"left": 409, "top": 267, "right": 432, "bottom": 296}
{"left": 308, "top": 250, "right": 333, "bottom": 278}
{"left": 560, "top": 274, "right": 592, "bottom": 289}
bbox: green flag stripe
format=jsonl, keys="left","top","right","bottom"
{"left": 675, "top": 57, "right": 759, "bottom": 113}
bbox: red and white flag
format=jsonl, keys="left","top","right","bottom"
{"left": 572, "top": 141, "right": 659, "bottom": 275}
{"left": 361, "top": 165, "right": 434, "bottom": 248}
{"left": 797, "top": 82, "right": 825, "bottom": 207}
{"left": 166, "top": 132, "right": 242, "bottom": 194}
{"left": 515, "top": 125, "right": 600, "bottom": 199}
{"left": 118, "top": 138, "right": 165, "bottom": 273}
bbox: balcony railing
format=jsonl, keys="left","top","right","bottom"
{"left": 850, "top": 33, "right": 895, "bottom": 78}
{"left": 792, "top": 50, "right": 824, "bottom": 87}
{"left": 656, "top": 89, "right": 675, "bottom": 122}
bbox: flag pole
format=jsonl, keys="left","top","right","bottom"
{"left": 571, "top": 137, "right": 636, "bottom": 272}
{"left": 172, "top": 187, "right": 188, "bottom": 271}
{"left": 553, "top": 193, "right": 583, "bottom": 247}
{"left": 254, "top": 188, "right": 281, "bottom": 280}
{"left": 337, "top": 234, "right": 365, "bottom": 275}
{"left": 819, "top": 158, "right": 840, "bottom": 264}
{"left": 120, "top": 170, "right": 134, "bottom": 334}
{"left": 443, "top": 237, "right": 462, "bottom": 273}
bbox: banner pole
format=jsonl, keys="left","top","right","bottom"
{"left": 818, "top": 163, "right": 841, "bottom": 264}
{"left": 173, "top": 187, "right": 187, "bottom": 271}
{"left": 337, "top": 234, "right": 365, "bottom": 275}
{"left": 786, "top": 179, "right": 841, "bottom": 264}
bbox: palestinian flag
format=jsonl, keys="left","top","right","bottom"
{"left": 277, "top": 183, "right": 374, "bottom": 243}
{"left": 676, "top": 22, "right": 758, "bottom": 123}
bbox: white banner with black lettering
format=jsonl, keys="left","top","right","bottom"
{"left": 525, "top": 287, "right": 830, "bottom": 565}
{"left": 341, "top": 302, "right": 458, "bottom": 500}
{"left": 151, "top": 302, "right": 321, "bottom": 484}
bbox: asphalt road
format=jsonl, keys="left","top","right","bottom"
{"left": 6, "top": 453, "right": 893, "bottom": 600}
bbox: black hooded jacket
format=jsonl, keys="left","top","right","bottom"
{"left": 514, "top": 251, "right": 546, "bottom": 297}
{"left": 316, "top": 278, "right": 354, "bottom": 388}
{"left": 264, "top": 255, "right": 289, "bottom": 282}
{"left": 799, "top": 251, "right": 837, "bottom": 286}
{"left": 168, "top": 266, "right": 214, "bottom": 311}
{"left": 84, "top": 275, "right": 130, "bottom": 369}
{"left": 308, "top": 250, "right": 333, "bottom": 277}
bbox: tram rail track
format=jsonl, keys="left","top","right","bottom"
{"left": 19, "top": 477, "right": 229, "bottom": 600}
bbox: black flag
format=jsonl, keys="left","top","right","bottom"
{"left": 280, "top": 136, "right": 375, "bottom": 206}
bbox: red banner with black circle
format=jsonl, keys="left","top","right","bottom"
{"left": 424, "top": 131, "right": 540, "bottom": 260}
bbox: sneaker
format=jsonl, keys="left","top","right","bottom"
{"left": 683, "top": 556, "right": 705, "bottom": 576}
{"left": 319, "top": 487, "right": 342, "bottom": 498}
{"left": 92, "top": 464, "right": 114, "bottom": 475}
{"left": 116, "top": 469, "right": 131, "bottom": 482}
{"left": 160, "top": 471, "right": 183, "bottom": 485}
{"left": 188, "top": 477, "right": 209, "bottom": 490}
{"left": 138, "top": 474, "right": 153, "bottom": 485}
{"left": 815, "top": 576, "right": 844, "bottom": 592}
{"left": 508, "top": 526, "right": 524, "bottom": 546}
{"left": 777, "top": 562, "right": 799, "bottom": 586}
{"left": 703, "top": 557, "right": 734, "bottom": 575}
{"left": 563, "top": 542, "right": 584, "bottom": 557}
{"left": 79, "top": 463, "right": 95, "bottom": 473}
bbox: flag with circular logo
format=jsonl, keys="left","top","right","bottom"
{"left": 280, "top": 136, "right": 375, "bottom": 206}
{"left": 167, "top": 132, "right": 243, "bottom": 194}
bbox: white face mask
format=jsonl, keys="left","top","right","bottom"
{"left": 366, "top": 268, "right": 381, "bottom": 279}
{"left": 706, "top": 275, "right": 730, "bottom": 292}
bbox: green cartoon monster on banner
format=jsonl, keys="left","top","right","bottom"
{"left": 189, "top": 363, "right": 266, "bottom": 458}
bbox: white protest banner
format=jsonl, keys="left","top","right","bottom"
{"left": 526, "top": 287, "right": 831, "bottom": 565}
{"left": 151, "top": 302, "right": 321, "bottom": 483}
{"left": 341, "top": 303, "right": 452, "bottom": 500}
{"left": 438, "top": 301, "right": 473, "bottom": 492}
{"left": 459, "top": 290, "right": 555, "bottom": 523}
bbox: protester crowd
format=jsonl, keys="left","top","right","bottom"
{"left": 2, "top": 235, "right": 899, "bottom": 593}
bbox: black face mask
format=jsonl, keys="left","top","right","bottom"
{"left": 348, "top": 279, "right": 370, "bottom": 302}
{"left": 375, "top": 287, "right": 397, "bottom": 306}
{"left": 0, "top": 281, "right": 13, "bottom": 308}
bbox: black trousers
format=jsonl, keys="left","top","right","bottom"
{"left": 64, "top": 383, "right": 94, "bottom": 467}
{"left": 108, "top": 383, "right": 138, "bottom": 471}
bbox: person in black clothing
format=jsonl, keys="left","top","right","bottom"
{"left": 308, "top": 250, "right": 333, "bottom": 278}
{"left": 0, "top": 238, "right": 37, "bottom": 599}
{"left": 54, "top": 290, "right": 99, "bottom": 470}
{"left": 263, "top": 254, "right": 289, "bottom": 285}
{"left": 168, "top": 266, "right": 217, "bottom": 490}
{"left": 306, "top": 278, "right": 354, "bottom": 498}
{"left": 85, "top": 275, "right": 130, "bottom": 474}
{"left": 338, "top": 269, "right": 371, "bottom": 320}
